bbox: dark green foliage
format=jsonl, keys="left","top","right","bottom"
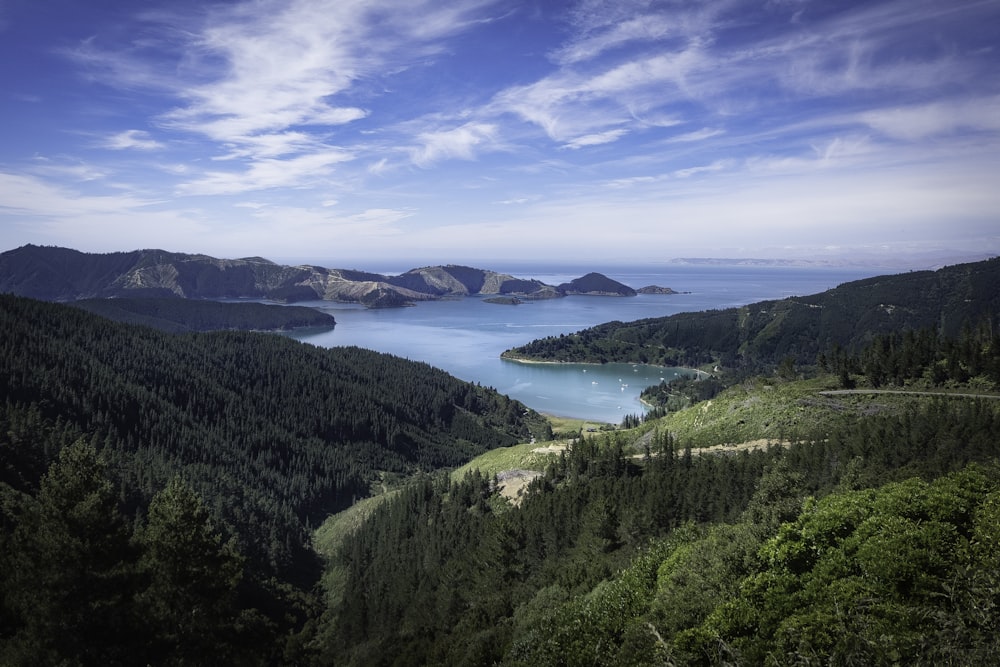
{"left": 0, "top": 293, "right": 545, "bottom": 659}
{"left": 640, "top": 374, "right": 727, "bottom": 410}
{"left": 3, "top": 256, "right": 1000, "bottom": 665}
{"left": 0, "top": 445, "right": 274, "bottom": 665}
{"left": 322, "top": 391, "right": 1000, "bottom": 665}
{"left": 0, "top": 294, "right": 543, "bottom": 569}
{"left": 326, "top": 432, "right": 783, "bottom": 665}
{"left": 827, "top": 319, "right": 1000, "bottom": 389}
{"left": 685, "top": 466, "right": 1000, "bottom": 665}
{"left": 137, "top": 477, "right": 249, "bottom": 664}
{"left": 504, "top": 256, "right": 1000, "bottom": 369}
{"left": 72, "top": 297, "right": 336, "bottom": 333}
{"left": 1, "top": 441, "right": 139, "bottom": 665}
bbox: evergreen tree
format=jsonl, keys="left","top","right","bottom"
{"left": 2, "top": 440, "right": 139, "bottom": 666}
{"left": 136, "top": 477, "right": 249, "bottom": 665}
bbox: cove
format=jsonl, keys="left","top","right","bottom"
{"left": 287, "top": 264, "right": 882, "bottom": 423}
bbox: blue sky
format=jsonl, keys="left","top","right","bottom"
{"left": 1, "top": 0, "right": 998, "bottom": 268}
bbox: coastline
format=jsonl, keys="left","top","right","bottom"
{"left": 501, "top": 354, "right": 712, "bottom": 379}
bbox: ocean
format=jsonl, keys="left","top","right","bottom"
{"left": 288, "top": 263, "right": 886, "bottom": 423}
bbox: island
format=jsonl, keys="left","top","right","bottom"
{"left": 637, "top": 285, "right": 682, "bottom": 295}
{"left": 483, "top": 296, "right": 523, "bottom": 305}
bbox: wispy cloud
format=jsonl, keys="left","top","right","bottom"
{"left": 409, "top": 122, "right": 499, "bottom": 166}
{"left": 858, "top": 96, "right": 1000, "bottom": 141}
{"left": 176, "top": 149, "right": 355, "bottom": 196}
{"left": 72, "top": 0, "right": 506, "bottom": 186}
{"left": 490, "top": 47, "right": 702, "bottom": 145}
{"left": 3, "top": 0, "right": 997, "bottom": 263}
{"left": 562, "top": 129, "right": 628, "bottom": 150}
{"left": 102, "top": 129, "right": 164, "bottom": 151}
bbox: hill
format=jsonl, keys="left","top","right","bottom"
{"left": 503, "top": 256, "right": 1000, "bottom": 369}
{"left": 558, "top": 272, "right": 636, "bottom": 296}
{"left": 0, "top": 294, "right": 550, "bottom": 660}
{"left": 0, "top": 245, "right": 638, "bottom": 307}
{"left": 71, "top": 297, "right": 336, "bottom": 332}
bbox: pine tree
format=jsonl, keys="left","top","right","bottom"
{"left": 3, "top": 440, "right": 139, "bottom": 666}
{"left": 136, "top": 477, "right": 247, "bottom": 665}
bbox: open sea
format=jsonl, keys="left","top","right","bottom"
{"left": 288, "top": 263, "right": 886, "bottom": 424}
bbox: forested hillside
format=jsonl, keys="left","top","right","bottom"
{"left": 72, "top": 297, "right": 336, "bottom": 332}
{"left": 0, "top": 294, "right": 548, "bottom": 663}
{"left": 503, "top": 256, "right": 1000, "bottom": 370}
{"left": 320, "top": 336, "right": 1000, "bottom": 665}
{"left": 319, "top": 396, "right": 1000, "bottom": 665}
{"left": 2, "top": 256, "right": 999, "bottom": 665}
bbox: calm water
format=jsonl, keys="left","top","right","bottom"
{"left": 288, "top": 264, "right": 884, "bottom": 423}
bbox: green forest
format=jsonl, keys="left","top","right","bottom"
{"left": 0, "top": 294, "right": 549, "bottom": 663}
{"left": 71, "top": 297, "right": 337, "bottom": 333}
{"left": 503, "top": 256, "right": 1000, "bottom": 370}
{"left": 2, "top": 257, "right": 999, "bottom": 665}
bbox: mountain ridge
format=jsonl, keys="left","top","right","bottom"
{"left": 0, "top": 245, "right": 641, "bottom": 306}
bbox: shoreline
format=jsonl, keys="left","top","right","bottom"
{"left": 501, "top": 354, "right": 712, "bottom": 379}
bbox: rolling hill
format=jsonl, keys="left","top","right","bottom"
{"left": 503, "top": 256, "right": 1000, "bottom": 369}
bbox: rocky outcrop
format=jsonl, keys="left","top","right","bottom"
{"left": 637, "top": 285, "right": 680, "bottom": 295}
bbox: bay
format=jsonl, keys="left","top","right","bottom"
{"left": 288, "top": 264, "right": 883, "bottom": 423}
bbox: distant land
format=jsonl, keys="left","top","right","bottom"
{"left": 662, "top": 253, "right": 998, "bottom": 270}
{"left": 0, "top": 245, "right": 677, "bottom": 308}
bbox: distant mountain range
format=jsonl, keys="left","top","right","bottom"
{"left": 0, "top": 245, "right": 643, "bottom": 307}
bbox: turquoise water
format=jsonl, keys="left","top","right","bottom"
{"left": 288, "top": 264, "right": 883, "bottom": 423}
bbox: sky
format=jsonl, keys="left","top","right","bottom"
{"left": 1, "top": 0, "right": 998, "bottom": 269}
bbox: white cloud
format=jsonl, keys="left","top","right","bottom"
{"left": 102, "top": 129, "right": 165, "bottom": 151}
{"left": 12, "top": 0, "right": 997, "bottom": 264}
{"left": 563, "top": 129, "right": 628, "bottom": 149}
{"left": 409, "top": 122, "right": 498, "bottom": 166}
{"left": 0, "top": 172, "right": 153, "bottom": 216}
{"left": 177, "top": 149, "right": 355, "bottom": 196}
{"left": 29, "top": 158, "right": 109, "bottom": 183}
{"left": 666, "top": 128, "right": 724, "bottom": 143}
{"left": 0, "top": 171, "right": 207, "bottom": 250}
{"left": 858, "top": 97, "right": 1000, "bottom": 141}
{"left": 672, "top": 160, "right": 731, "bottom": 178}
{"left": 489, "top": 29, "right": 712, "bottom": 148}
{"left": 218, "top": 204, "right": 414, "bottom": 254}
